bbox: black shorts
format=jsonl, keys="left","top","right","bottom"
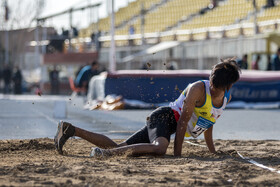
{"left": 125, "top": 106, "right": 177, "bottom": 144}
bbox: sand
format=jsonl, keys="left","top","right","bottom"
{"left": 0, "top": 138, "right": 280, "bottom": 186}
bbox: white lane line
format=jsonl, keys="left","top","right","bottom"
{"left": 236, "top": 152, "right": 280, "bottom": 174}
{"left": 185, "top": 140, "right": 280, "bottom": 174}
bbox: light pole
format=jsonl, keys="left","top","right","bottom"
{"left": 109, "top": 0, "right": 116, "bottom": 72}
{"left": 4, "top": 0, "right": 9, "bottom": 65}
{"left": 252, "top": 0, "right": 258, "bottom": 34}
{"left": 140, "top": 2, "right": 145, "bottom": 45}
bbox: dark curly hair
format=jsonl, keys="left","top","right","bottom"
{"left": 210, "top": 58, "right": 241, "bottom": 90}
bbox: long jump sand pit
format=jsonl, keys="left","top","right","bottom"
{"left": 0, "top": 138, "right": 280, "bottom": 186}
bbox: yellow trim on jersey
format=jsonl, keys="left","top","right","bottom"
{"left": 185, "top": 88, "right": 216, "bottom": 137}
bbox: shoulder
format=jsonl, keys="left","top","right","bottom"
{"left": 81, "top": 66, "right": 91, "bottom": 73}
{"left": 81, "top": 65, "right": 90, "bottom": 71}
{"left": 185, "top": 81, "right": 205, "bottom": 99}
{"left": 189, "top": 81, "right": 205, "bottom": 92}
{"left": 181, "top": 81, "right": 206, "bottom": 108}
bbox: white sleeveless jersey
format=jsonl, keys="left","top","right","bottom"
{"left": 169, "top": 80, "right": 230, "bottom": 138}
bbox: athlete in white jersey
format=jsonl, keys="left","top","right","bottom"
{"left": 54, "top": 58, "right": 240, "bottom": 158}
{"left": 170, "top": 80, "right": 230, "bottom": 138}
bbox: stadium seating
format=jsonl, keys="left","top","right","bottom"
{"left": 78, "top": 0, "right": 280, "bottom": 46}
{"left": 238, "top": 1, "right": 280, "bottom": 36}
{"left": 116, "top": 0, "right": 209, "bottom": 35}
{"left": 180, "top": 0, "right": 266, "bottom": 30}
{"left": 257, "top": 4, "right": 280, "bottom": 22}
{"left": 79, "top": 0, "right": 161, "bottom": 38}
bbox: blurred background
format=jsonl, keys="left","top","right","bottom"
{"left": 0, "top": 0, "right": 280, "bottom": 97}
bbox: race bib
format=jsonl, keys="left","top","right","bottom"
{"left": 190, "top": 116, "right": 214, "bottom": 138}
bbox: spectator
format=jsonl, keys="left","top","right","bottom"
{"left": 75, "top": 61, "right": 101, "bottom": 93}
{"left": 263, "top": 0, "right": 275, "bottom": 8}
{"left": 267, "top": 55, "right": 272, "bottom": 71}
{"left": 91, "top": 32, "right": 95, "bottom": 47}
{"left": 3, "top": 64, "right": 12, "bottom": 94}
{"left": 129, "top": 25, "right": 135, "bottom": 35}
{"left": 237, "top": 54, "right": 248, "bottom": 69}
{"left": 49, "top": 65, "right": 60, "bottom": 95}
{"left": 200, "top": 0, "right": 217, "bottom": 14}
{"left": 271, "top": 47, "right": 280, "bottom": 70}
{"left": 128, "top": 25, "right": 135, "bottom": 46}
{"left": 12, "top": 66, "right": 23, "bottom": 94}
{"left": 167, "top": 61, "right": 179, "bottom": 70}
{"left": 252, "top": 55, "right": 260, "bottom": 70}
{"left": 95, "top": 30, "right": 102, "bottom": 52}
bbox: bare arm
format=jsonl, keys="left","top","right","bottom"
{"left": 204, "top": 93, "right": 231, "bottom": 154}
{"left": 173, "top": 98, "right": 193, "bottom": 157}
{"left": 174, "top": 83, "right": 203, "bottom": 157}
{"left": 204, "top": 125, "right": 216, "bottom": 153}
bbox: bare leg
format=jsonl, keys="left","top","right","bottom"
{"left": 102, "top": 137, "right": 169, "bottom": 156}
{"left": 75, "top": 126, "right": 118, "bottom": 149}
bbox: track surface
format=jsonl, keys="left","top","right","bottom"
{"left": 0, "top": 94, "right": 280, "bottom": 140}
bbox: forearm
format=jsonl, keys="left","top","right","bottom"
{"left": 205, "top": 137, "right": 216, "bottom": 153}
{"left": 174, "top": 123, "right": 187, "bottom": 156}
{"left": 173, "top": 83, "right": 201, "bottom": 156}
{"left": 204, "top": 126, "right": 216, "bottom": 153}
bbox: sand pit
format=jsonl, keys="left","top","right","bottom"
{"left": 0, "top": 138, "right": 280, "bottom": 186}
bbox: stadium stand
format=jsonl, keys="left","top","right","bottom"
{"left": 77, "top": 0, "right": 280, "bottom": 48}
{"left": 257, "top": 2, "right": 280, "bottom": 22}
{"left": 79, "top": 0, "right": 162, "bottom": 38}
{"left": 256, "top": 4, "right": 280, "bottom": 33}
{"left": 180, "top": 0, "right": 266, "bottom": 30}
{"left": 115, "top": 0, "right": 209, "bottom": 35}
